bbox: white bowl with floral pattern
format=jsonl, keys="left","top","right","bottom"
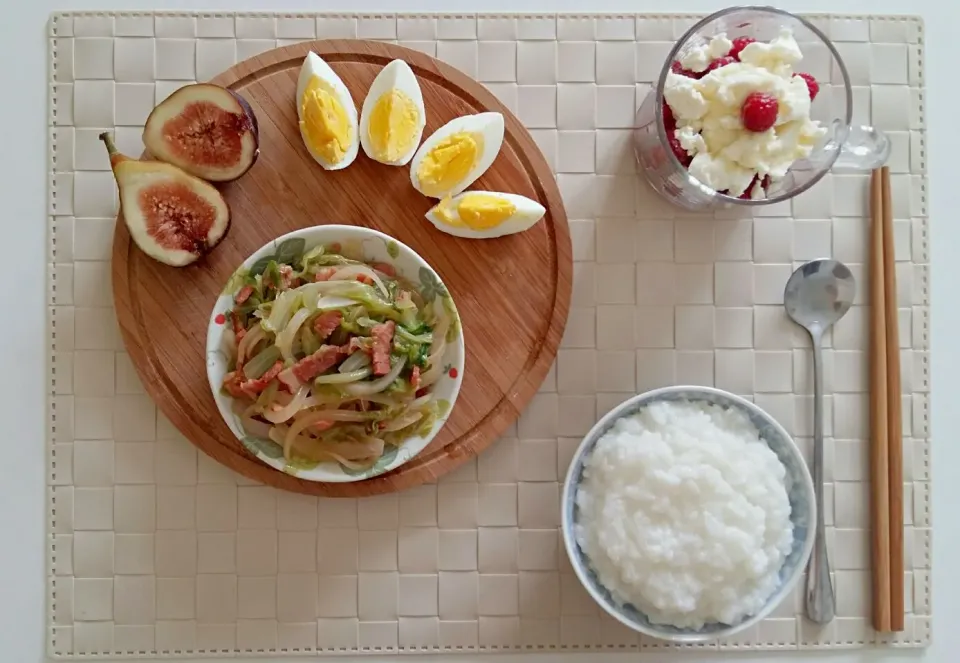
{"left": 205, "top": 225, "right": 464, "bottom": 483}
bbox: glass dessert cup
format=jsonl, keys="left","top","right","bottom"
{"left": 634, "top": 6, "right": 890, "bottom": 212}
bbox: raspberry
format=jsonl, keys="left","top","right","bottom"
{"left": 704, "top": 56, "right": 736, "bottom": 74}
{"left": 735, "top": 175, "right": 772, "bottom": 200}
{"left": 794, "top": 72, "right": 820, "bottom": 100}
{"left": 741, "top": 92, "right": 779, "bottom": 132}
{"left": 729, "top": 36, "right": 756, "bottom": 61}
{"left": 662, "top": 102, "right": 676, "bottom": 130}
{"left": 668, "top": 132, "right": 691, "bottom": 167}
{"left": 670, "top": 60, "right": 701, "bottom": 79}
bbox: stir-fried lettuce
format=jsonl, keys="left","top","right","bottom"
{"left": 221, "top": 244, "right": 453, "bottom": 471}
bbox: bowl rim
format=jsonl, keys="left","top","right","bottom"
{"left": 560, "top": 384, "right": 817, "bottom": 643}
{"left": 204, "top": 223, "right": 466, "bottom": 483}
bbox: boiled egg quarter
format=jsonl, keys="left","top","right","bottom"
{"left": 296, "top": 52, "right": 359, "bottom": 170}
{"left": 359, "top": 60, "right": 426, "bottom": 166}
{"left": 409, "top": 112, "right": 504, "bottom": 199}
{"left": 424, "top": 191, "right": 545, "bottom": 239}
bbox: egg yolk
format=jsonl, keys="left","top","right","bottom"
{"left": 367, "top": 90, "right": 420, "bottom": 162}
{"left": 300, "top": 76, "right": 352, "bottom": 164}
{"left": 436, "top": 194, "right": 517, "bottom": 230}
{"left": 416, "top": 132, "right": 482, "bottom": 197}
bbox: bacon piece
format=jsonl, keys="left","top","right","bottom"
{"left": 284, "top": 345, "right": 342, "bottom": 385}
{"left": 222, "top": 370, "right": 247, "bottom": 398}
{"left": 235, "top": 285, "right": 254, "bottom": 305}
{"left": 410, "top": 365, "right": 421, "bottom": 391}
{"left": 230, "top": 311, "right": 244, "bottom": 335}
{"left": 356, "top": 274, "right": 374, "bottom": 286}
{"left": 371, "top": 320, "right": 396, "bottom": 376}
{"left": 313, "top": 311, "right": 343, "bottom": 341}
{"left": 240, "top": 360, "right": 284, "bottom": 397}
{"left": 230, "top": 311, "right": 247, "bottom": 346}
{"left": 372, "top": 262, "right": 396, "bottom": 277}
{"left": 279, "top": 264, "right": 297, "bottom": 289}
{"left": 314, "top": 267, "right": 337, "bottom": 282}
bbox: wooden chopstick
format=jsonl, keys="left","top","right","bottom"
{"left": 881, "top": 167, "right": 905, "bottom": 631}
{"left": 869, "top": 168, "right": 892, "bottom": 633}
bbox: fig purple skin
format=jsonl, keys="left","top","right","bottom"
{"left": 143, "top": 83, "right": 260, "bottom": 183}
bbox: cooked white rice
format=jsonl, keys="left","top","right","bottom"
{"left": 574, "top": 400, "right": 793, "bottom": 629}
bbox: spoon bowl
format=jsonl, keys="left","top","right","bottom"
{"left": 785, "top": 259, "right": 856, "bottom": 333}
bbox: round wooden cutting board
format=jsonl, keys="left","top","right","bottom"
{"left": 113, "top": 40, "right": 571, "bottom": 496}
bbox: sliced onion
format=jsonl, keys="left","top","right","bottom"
{"left": 237, "top": 324, "right": 265, "bottom": 367}
{"left": 290, "top": 437, "right": 385, "bottom": 466}
{"left": 262, "top": 386, "right": 309, "bottom": 423}
{"left": 277, "top": 366, "right": 302, "bottom": 392}
{"left": 243, "top": 345, "right": 281, "bottom": 379}
{"left": 284, "top": 409, "right": 378, "bottom": 455}
{"left": 308, "top": 281, "right": 364, "bottom": 295}
{"left": 314, "top": 368, "right": 372, "bottom": 384}
{"left": 276, "top": 308, "right": 310, "bottom": 361}
{"left": 326, "top": 437, "right": 385, "bottom": 462}
{"left": 222, "top": 328, "right": 237, "bottom": 363}
{"left": 273, "top": 390, "right": 295, "bottom": 406}
{"left": 419, "top": 357, "right": 446, "bottom": 389}
{"left": 327, "top": 452, "right": 373, "bottom": 470}
{"left": 299, "top": 394, "right": 347, "bottom": 409}
{"left": 270, "top": 425, "right": 300, "bottom": 463}
{"left": 380, "top": 411, "right": 423, "bottom": 432}
{"left": 331, "top": 265, "right": 389, "bottom": 298}
{"left": 344, "top": 357, "right": 406, "bottom": 396}
{"left": 304, "top": 410, "right": 377, "bottom": 422}
{"left": 284, "top": 410, "right": 333, "bottom": 454}
{"left": 264, "top": 281, "right": 349, "bottom": 314}
{"left": 359, "top": 393, "right": 404, "bottom": 406}
{"left": 409, "top": 394, "right": 432, "bottom": 409}
{"left": 419, "top": 312, "right": 450, "bottom": 388}
{"left": 428, "top": 315, "right": 450, "bottom": 364}
{"left": 315, "top": 296, "right": 356, "bottom": 311}
{"left": 240, "top": 415, "right": 273, "bottom": 439}
{"left": 339, "top": 350, "right": 371, "bottom": 374}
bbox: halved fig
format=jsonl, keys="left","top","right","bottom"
{"left": 101, "top": 132, "right": 230, "bottom": 267}
{"left": 143, "top": 83, "right": 259, "bottom": 182}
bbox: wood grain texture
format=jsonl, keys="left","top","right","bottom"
{"left": 112, "top": 40, "right": 571, "bottom": 496}
{"left": 881, "top": 167, "right": 905, "bottom": 631}
{"left": 869, "top": 168, "right": 891, "bottom": 632}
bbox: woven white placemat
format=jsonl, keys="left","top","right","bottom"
{"left": 46, "top": 11, "right": 930, "bottom": 658}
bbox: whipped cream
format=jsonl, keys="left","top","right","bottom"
{"left": 664, "top": 28, "right": 826, "bottom": 198}
{"left": 738, "top": 30, "right": 803, "bottom": 74}
{"left": 679, "top": 34, "right": 734, "bottom": 73}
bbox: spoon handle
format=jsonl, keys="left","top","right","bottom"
{"left": 806, "top": 331, "right": 835, "bottom": 623}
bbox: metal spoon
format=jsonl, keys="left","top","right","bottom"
{"left": 784, "top": 259, "right": 856, "bottom": 625}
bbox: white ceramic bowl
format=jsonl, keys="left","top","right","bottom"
{"left": 205, "top": 225, "right": 465, "bottom": 482}
{"left": 561, "top": 385, "right": 816, "bottom": 642}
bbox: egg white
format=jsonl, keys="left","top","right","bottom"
{"left": 409, "top": 112, "right": 505, "bottom": 199}
{"left": 424, "top": 191, "right": 546, "bottom": 239}
{"left": 359, "top": 60, "right": 426, "bottom": 166}
{"left": 295, "top": 52, "right": 360, "bottom": 171}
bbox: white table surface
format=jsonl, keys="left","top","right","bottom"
{"left": 3, "top": 0, "right": 957, "bottom": 661}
